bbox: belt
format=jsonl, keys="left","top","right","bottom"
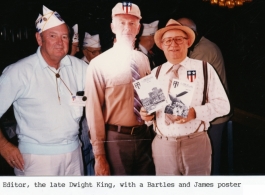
{"left": 106, "top": 124, "right": 147, "bottom": 135}
{"left": 156, "top": 131, "right": 206, "bottom": 141}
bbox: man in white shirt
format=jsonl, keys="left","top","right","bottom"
{"left": 177, "top": 17, "right": 231, "bottom": 175}
{"left": 0, "top": 5, "right": 86, "bottom": 176}
{"left": 140, "top": 19, "right": 230, "bottom": 175}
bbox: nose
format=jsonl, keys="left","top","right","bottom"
{"left": 170, "top": 39, "right": 178, "bottom": 46}
{"left": 57, "top": 36, "right": 64, "bottom": 45}
{"left": 124, "top": 23, "right": 131, "bottom": 31}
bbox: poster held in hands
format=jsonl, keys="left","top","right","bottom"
{"left": 164, "top": 78, "right": 195, "bottom": 118}
{"left": 133, "top": 74, "right": 166, "bottom": 115}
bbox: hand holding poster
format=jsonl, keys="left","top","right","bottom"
{"left": 164, "top": 78, "right": 195, "bottom": 118}
{"left": 133, "top": 74, "right": 167, "bottom": 115}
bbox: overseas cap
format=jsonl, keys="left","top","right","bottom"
{"left": 35, "top": 5, "right": 65, "bottom": 33}
{"left": 142, "top": 20, "right": 159, "bottom": 36}
{"left": 72, "top": 24, "right": 79, "bottom": 43}
{"left": 83, "top": 32, "right": 101, "bottom": 48}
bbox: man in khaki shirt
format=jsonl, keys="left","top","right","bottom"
{"left": 85, "top": 2, "right": 154, "bottom": 175}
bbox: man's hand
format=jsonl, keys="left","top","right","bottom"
{"left": 140, "top": 107, "right": 154, "bottom": 121}
{"left": 165, "top": 107, "right": 196, "bottom": 124}
{"left": 94, "top": 154, "right": 110, "bottom": 176}
{"left": 0, "top": 142, "right": 24, "bottom": 171}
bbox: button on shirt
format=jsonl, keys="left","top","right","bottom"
{"left": 85, "top": 44, "right": 151, "bottom": 155}
{"left": 152, "top": 57, "right": 230, "bottom": 137}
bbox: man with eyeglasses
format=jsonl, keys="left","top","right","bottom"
{"left": 140, "top": 19, "right": 230, "bottom": 175}
{"left": 176, "top": 17, "right": 231, "bottom": 175}
{"left": 0, "top": 6, "right": 87, "bottom": 175}
{"left": 81, "top": 32, "right": 101, "bottom": 64}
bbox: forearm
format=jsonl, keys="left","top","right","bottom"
{"left": 0, "top": 128, "right": 9, "bottom": 155}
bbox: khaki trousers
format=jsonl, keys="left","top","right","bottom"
{"left": 14, "top": 145, "right": 84, "bottom": 176}
{"left": 152, "top": 131, "right": 211, "bottom": 175}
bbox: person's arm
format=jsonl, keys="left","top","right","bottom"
{"left": 193, "top": 63, "right": 230, "bottom": 122}
{"left": 0, "top": 128, "right": 24, "bottom": 171}
{"left": 0, "top": 65, "right": 26, "bottom": 171}
{"left": 140, "top": 107, "right": 154, "bottom": 121}
{"left": 85, "top": 61, "right": 110, "bottom": 175}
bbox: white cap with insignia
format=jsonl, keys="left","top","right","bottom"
{"left": 83, "top": 32, "right": 101, "bottom": 48}
{"left": 35, "top": 5, "right": 65, "bottom": 33}
{"left": 142, "top": 20, "right": 159, "bottom": 36}
{"left": 72, "top": 24, "right": 79, "bottom": 43}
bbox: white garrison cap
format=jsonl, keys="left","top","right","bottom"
{"left": 142, "top": 20, "right": 159, "bottom": 36}
{"left": 72, "top": 24, "right": 79, "bottom": 43}
{"left": 35, "top": 5, "right": 65, "bottom": 33}
{"left": 83, "top": 32, "right": 101, "bottom": 48}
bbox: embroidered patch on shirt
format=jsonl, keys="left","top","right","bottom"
{"left": 187, "top": 70, "right": 196, "bottom": 82}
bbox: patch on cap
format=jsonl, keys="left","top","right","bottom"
{"left": 35, "top": 5, "right": 65, "bottom": 33}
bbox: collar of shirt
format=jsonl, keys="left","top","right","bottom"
{"left": 138, "top": 44, "right": 148, "bottom": 55}
{"left": 164, "top": 57, "right": 192, "bottom": 74}
{"left": 82, "top": 56, "right": 90, "bottom": 64}
{"left": 37, "top": 46, "right": 72, "bottom": 70}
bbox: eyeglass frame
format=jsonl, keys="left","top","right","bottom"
{"left": 84, "top": 48, "right": 102, "bottom": 55}
{"left": 161, "top": 36, "right": 188, "bottom": 46}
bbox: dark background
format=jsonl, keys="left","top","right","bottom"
{"left": 1, "top": 0, "right": 264, "bottom": 117}
{"left": 0, "top": 0, "right": 265, "bottom": 175}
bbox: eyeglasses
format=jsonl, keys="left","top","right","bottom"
{"left": 162, "top": 36, "right": 188, "bottom": 46}
{"left": 85, "top": 49, "right": 102, "bottom": 55}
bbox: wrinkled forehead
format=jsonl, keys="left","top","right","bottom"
{"left": 41, "top": 23, "right": 69, "bottom": 35}
{"left": 162, "top": 29, "right": 187, "bottom": 39}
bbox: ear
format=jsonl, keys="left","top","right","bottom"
{"left": 35, "top": 32, "right": 42, "bottom": 46}
{"left": 82, "top": 49, "right": 87, "bottom": 56}
{"left": 187, "top": 38, "right": 191, "bottom": 47}
{"left": 110, "top": 23, "right": 115, "bottom": 34}
{"left": 136, "top": 23, "right": 140, "bottom": 34}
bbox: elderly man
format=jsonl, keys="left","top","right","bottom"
{"left": 140, "top": 19, "right": 230, "bottom": 175}
{"left": 85, "top": 2, "right": 154, "bottom": 175}
{"left": 177, "top": 17, "right": 231, "bottom": 175}
{"left": 82, "top": 33, "right": 101, "bottom": 64}
{"left": 138, "top": 20, "right": 159, "bottom": 70}
{"left": 69, "top": 24, "right": 80, "bottom": 56}
{"left": 0, "top": 5, "right": 87, "bottom": 176}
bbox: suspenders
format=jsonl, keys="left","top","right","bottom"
{"left": 154, "top": 61, "right": 208, "bottom": 134}
{"left": 155, "top": 61, "right": 208, "bottom": 105}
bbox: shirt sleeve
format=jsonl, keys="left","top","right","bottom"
{"left": 85, "top": 61, "right": 106, "bottom": 156}
{"left": 0, "top": 65, "right": 26, "bottom": 118}
{"left": 193, "top": 63, "right": 230, "bottom": 122}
